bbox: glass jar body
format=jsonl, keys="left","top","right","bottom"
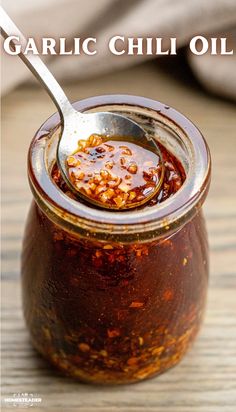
{"left": 21, "top": 200, "right": 208, "bottom": 384}
{"left": 21, "top": 95, "right": 211, "bottom": 384}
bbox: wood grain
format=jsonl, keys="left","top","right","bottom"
{"left": 1, "top": 61, "right": 236, "bottom": 411}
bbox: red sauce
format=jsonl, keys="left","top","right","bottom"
{"left": 53, "top": 140, "right": 185, "bottom": 209}
{"left": 66, "top": 134, "right": 164, "bottom": 209}
{"left": 22, "top": 137, "right": 208, "bottom": 384}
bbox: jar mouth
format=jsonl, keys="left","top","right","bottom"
{"left": 28, "top": 95, "right": 211, "bottom": 242}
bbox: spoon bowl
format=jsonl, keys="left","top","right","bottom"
{"left": 57, "top": 108, "right": 162, "bottom": 204}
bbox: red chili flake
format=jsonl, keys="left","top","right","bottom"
{"left": 129, "top": 301, "right": 144, "bottom": 308}
{"left": 127, "top": 357, "right": 139, "bottom": 366}
{"left": 117, "top": 255, "right": 125, "bottom": 263}
{"left": 107, "top": 328, "right": 121, "bottom": 338}
{"left": 120, "top": 279, "right": 129, "bottom": 287}
{"left": 78, "top": 343, "right": 90, "bottom": 352}
{"left": 95, "top": 250, "right": 102, "bottom": 258}
{"left": 162, "top": 289, "right": 174, "bottom": 302}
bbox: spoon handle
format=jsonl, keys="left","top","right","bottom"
{"left": 0, "top": 6, "right": 74, "bottom": 120}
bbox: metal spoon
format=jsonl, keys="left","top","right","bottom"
{"left": 0, "top": 7, "right": 163, "bottom": 209}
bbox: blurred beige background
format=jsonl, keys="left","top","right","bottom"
{"left": 1, "top": 0, "right": 236, "bottom": 99}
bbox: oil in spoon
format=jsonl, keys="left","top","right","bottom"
{"left": 66, "top": 134, "right": 164, "bottom": 210}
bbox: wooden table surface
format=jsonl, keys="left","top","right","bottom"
{"left": 2, "top": 62, "right": 236, "bottom": 412}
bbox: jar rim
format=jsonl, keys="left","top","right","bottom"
{"left": 28, "top": 94, "right": 211, "bottom": 242}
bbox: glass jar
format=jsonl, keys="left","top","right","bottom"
{"left": 21, "top": 95, "right": 211, "bottom": 384}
